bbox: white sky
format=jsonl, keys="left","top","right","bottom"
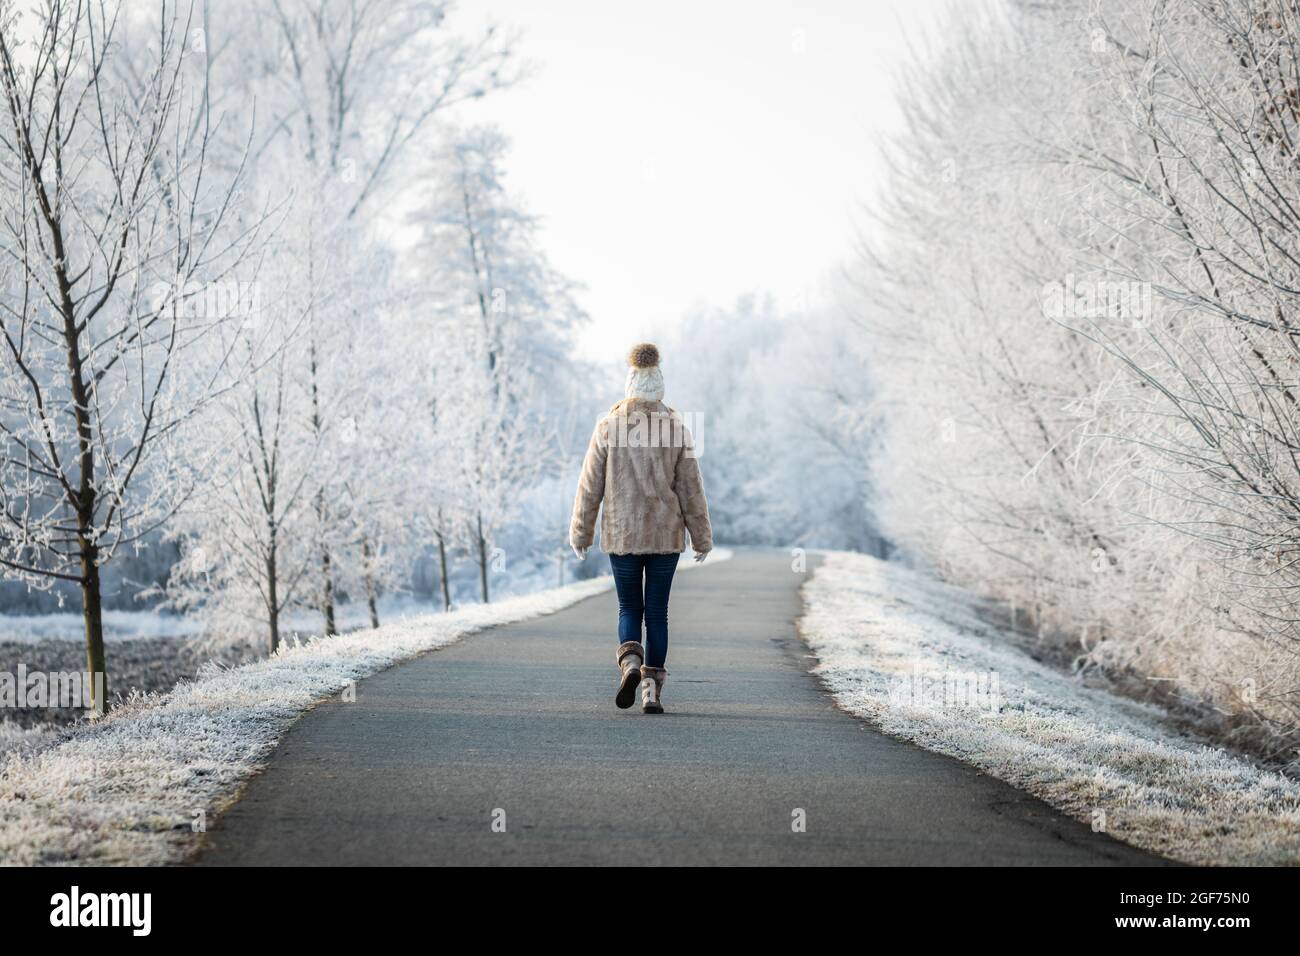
{"left": 452, "top": 0, "right": 952, "bottom": 360}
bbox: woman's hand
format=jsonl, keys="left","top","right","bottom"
{"left": 572, "top": 544, "right": 588, "bottom": 561}
{"left": 692, "top": 550, "right": 708, "bottom": 564}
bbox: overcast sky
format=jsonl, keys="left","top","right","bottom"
{"left": 453, "top": 0, "right": 953, "bottom": 360}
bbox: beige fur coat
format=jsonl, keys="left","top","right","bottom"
{"left": 569, "top": 398, "right": 713, "bottom": 555}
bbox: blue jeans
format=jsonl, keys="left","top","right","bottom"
{"left": 608, "top": 552, "right": 680, "bottom": 668}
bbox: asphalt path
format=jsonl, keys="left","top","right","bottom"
{"left": 197, "top": 550, "right": 1165, "bottom": 866}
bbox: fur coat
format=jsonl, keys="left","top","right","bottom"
{"left": 569, "top": 397, "right": 713, "bottom": 555}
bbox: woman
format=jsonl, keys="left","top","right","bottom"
{"left": 569, "top": 343, "right": 712, "bottom": 714}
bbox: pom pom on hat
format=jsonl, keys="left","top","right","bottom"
{"left": 628, "top": 343, "right": 660, "bottom": 369}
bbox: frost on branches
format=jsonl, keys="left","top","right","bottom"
{"left": 860, "top": 0, "right": 1300, "bottom": 758}
{"left": 0, "top": 1, "right": 266, "bottom": 711}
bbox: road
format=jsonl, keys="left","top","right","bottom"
{"left": 197, "top": 550, "right": 1165, "bottom": 866}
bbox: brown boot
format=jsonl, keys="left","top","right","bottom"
{"left": 615, "top": 641, "right": 643, "bottom": 709}
{"left": 640, "top": 665, "right": 667, "bottom": 714}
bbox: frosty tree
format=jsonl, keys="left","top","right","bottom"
{"left": 166, "top": 0, "right": 520, "bottom": 636}
{"left": 410, "top": 128, "right": 586, "bottom": 602}
{"left": 0, "top": 0, "right": 262, "bottom": 712}
{"left": 164, "top": 252, "right": 317, "bottom": 655}
{"left": 253, "top": 0, "right": 520, "bottom": 631}
{"left": 860, "top": 0, "right": 1300, "bottom": 749}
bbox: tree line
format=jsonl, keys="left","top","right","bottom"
{"left": 861, "top": 0, "right": 1300, "bottom": 757}
{"left": 0, "top": 0, "right": 588, "bottom": 713}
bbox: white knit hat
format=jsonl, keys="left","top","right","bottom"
{"left": 625, "top": 342, "right": 664, "bottom": 401}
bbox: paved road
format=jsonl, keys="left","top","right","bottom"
{"left": 197, "top": 550, "right": 1165, "bottom": 866}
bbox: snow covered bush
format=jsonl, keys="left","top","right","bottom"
{"left": 861, "top": 0, "right": 1300, "bottom": 758}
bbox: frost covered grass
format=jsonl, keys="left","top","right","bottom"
{"left": 0, "top": 722, "right": 59, "bottom": 764}
{"left": 0, "top": 551, "right": 726, "bottom": 866}
{"left": 800, "top": 551, "right": 1300, "bottom": 866}
{"left": 0, "top": 581, "right": 613, "bottom": 865}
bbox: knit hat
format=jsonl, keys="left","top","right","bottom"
{"left": 625, "top": 342, "right": 664, "bottom": 401}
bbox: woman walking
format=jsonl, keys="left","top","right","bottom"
{"left": 569, "top": 343, "right": 712, "bottom": 714}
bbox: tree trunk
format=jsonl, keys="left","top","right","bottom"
{"left": 63, "top": 238, "right": 106, "bottom": 712}
{"left": 80, "top": 541, "right": 108, "bottom": 716}
{"left": 558, "top": 550, "right": 564, "bottom": 587}
{"left": 267, "top": 539, "right": 280, "bottom": 656}
{"left": 463, "top": 187, "right": 499, "bottom": 378}
{"left": 437, "top": 529, "right": 451, "bottom": 611}
{"left": 321, "top": 541, "right": 336, "bottom": 635}
{"left": 317, "top": 492, "right": 336, "bottom": 636}
{"left": 307, "top": 335, "right": 336, "bottom": 636}
{"left": 476, "top": 511, "right": 489, "bottom": 603}
{"left": 362, "top": 538, "right": 380, "bottom": 629}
